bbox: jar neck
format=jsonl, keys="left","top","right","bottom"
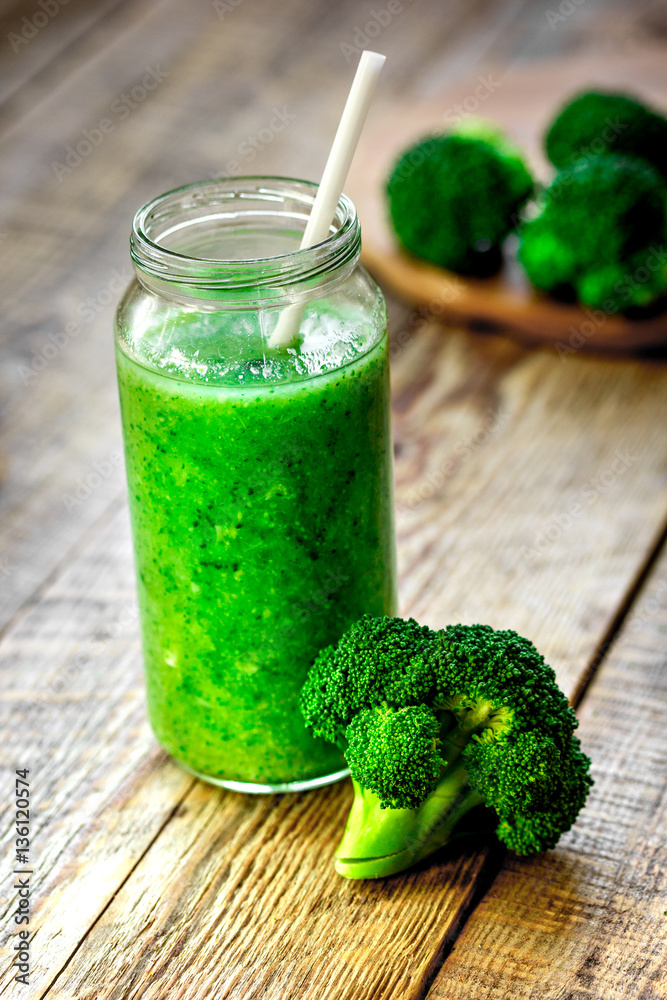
{"left": 130, "top": 176, "right": 361, "bottom": 308}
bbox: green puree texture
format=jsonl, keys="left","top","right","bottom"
{"left": 116, "top": 335, "right": 395, "bottom": 784}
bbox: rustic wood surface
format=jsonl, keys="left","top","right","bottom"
{"left": 430, "top": 549, "right": 667, "bottom": 999}
{"left": 1, "top": 0, "right": 666, "bottom": 998}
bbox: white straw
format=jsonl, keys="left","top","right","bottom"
{"left": 268, "top": 50, "right": 386, "bottom": 348}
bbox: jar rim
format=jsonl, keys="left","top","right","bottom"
{"left": 130, "top": 176, "right": 361, "bottom": 303}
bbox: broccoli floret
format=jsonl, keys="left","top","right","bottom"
{"left": 386, "top": 120, "right": 534, "bottom": 276}
{"left": 346, "top": 704, "right": 442, "bottom": 810}
{"left": 300, "top": 616, "right": 593, "bottom": 879}
{"left": 519, "top": 153, "right": 667, "bottom": 311}
{"left": 545, "top": 89, "right": 667, "bottom": 179}
{"left": 301, "top": 615, "right": 437, "bottom": 744}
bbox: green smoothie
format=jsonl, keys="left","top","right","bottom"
{"left": 116, "top": 302, "right": 396, "bottom": 786}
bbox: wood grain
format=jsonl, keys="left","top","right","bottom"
{"left": 0, "top": 0, "right": 315, "bottom": 631}
{"left": 427, "top": 547, "right": 667, "bottom": 1000}
{"left": 0, "top": 0, "right": 218, "bottom": 632}
{"left": 0, "top": 0, "right": 129, "bottom": 115}
{"left": 392, "top": 321, "right": 667, "bottom": 696}
{"left": 0, "top": 507, "right": 194, "bottom": 998}
{"left": 2, "top": 315, "right": 667, "bottom": 997}
{"left": 33, "top": 781, "right": 499, "bottom": 1000}
{"left": 1, "top": 1, "right": 667, "bottom": 998}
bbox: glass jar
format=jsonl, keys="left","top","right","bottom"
{"left": 114, "top": 176, "right": 396, "bottom": 792}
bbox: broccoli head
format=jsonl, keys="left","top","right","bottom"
{"left": 519, "top": 153, "right": 667, "bottom": 312}
{"left": 386, "top": 119, "right": 534, "bottom": 277}
{"left": 545, "top": 89, "right": 667, "bottom": 180}
{"left": 300, "top": 616, "right": 593, "bottom": 879}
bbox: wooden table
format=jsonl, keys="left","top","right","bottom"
{"left": 1, "top": 1, "right": 666, "bottom": 997}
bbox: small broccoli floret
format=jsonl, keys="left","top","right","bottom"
{"left": 545, "top": 89, "right": 667, "bottom": 179}
{"left": 519, "top": 153, "right": 667, "bottom": 311}
{"left": 300, "top": 616, "right": 593, "bottom": 879}
{"left": 386, "top": 120, "right": 534, "bottom": 276}
{"left": 300, "top": 615, "right": 437, "bottom": 744}
{"left": 346, "top": 704, "right": 442, "bottom": 810}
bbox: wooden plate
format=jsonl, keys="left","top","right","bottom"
{"left": 346, "top": 47, "right": 667, "bottom": 352}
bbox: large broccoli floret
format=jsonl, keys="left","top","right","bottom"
{"left": 300, "top": 616, "right": 593, "bottom": 879}
{"left": 519, "top": 153, "right": 667, "bottom": 312}
{"left": 545, "top": 89, "right": 667, "bottom": 179}
{"left": 386, "top": 120, "right": 534, "bottom": 277}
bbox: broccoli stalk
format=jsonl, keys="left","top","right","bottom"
{"left": 337, "top": 778, "right": 485, "bottom": 880}
{"left": 337, "top": 702, "right": 489, "bottom": 878}
{"left": 337, "top": 763, "right": 486, "bottom": 879}
{"left": 300, "top": 617, "right": 593, "bottom": 880}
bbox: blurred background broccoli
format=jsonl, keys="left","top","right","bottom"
{"left": 519, "top": 153, "right": 667, "bottom": 311}
{"left": 545, "top": 89, "right": 667, "bottom": 179}
{"left": 386, "top": 90, "right": 667, "bottom": 315}
{"left": 386, "top": 120, "right": 534, "bottom": 277}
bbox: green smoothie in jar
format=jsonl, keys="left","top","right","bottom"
{"left": 114, "top": 178, "right": 396, "bottom": 790}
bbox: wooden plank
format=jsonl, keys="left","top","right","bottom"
{"left": 0, "top": 0, "right": 321, "bottom": 631}
{"left": 0, "top": 0, "right": 504, "bottom": 630}
{"left": 8, "top": 315, "right": 662, "bottom": 999}
{"left": 426, "top": 545, "right": 667, "bottom": 1000}
{"left": 392, "top": 322, "right": 667, "bottom": 697}
{"left": 0, "top": 508, "right": 192, "bottom": 996}
{"left": 0, "top": 0, "right": 646, "bottom": 633}
{"left": 0, "top": 0, "right": 129, "bottom": 114}
{"left": 2, "top": 306, "right": 666, "bottom": 995}
{"left": 1, "top": 1, "right": 666, "bottom": 996}
{"left": 0, "top": 505, "right": 194, "bottom": 999}
{"left": 25, "top": 780, "right": 499, "bottom": 1000}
